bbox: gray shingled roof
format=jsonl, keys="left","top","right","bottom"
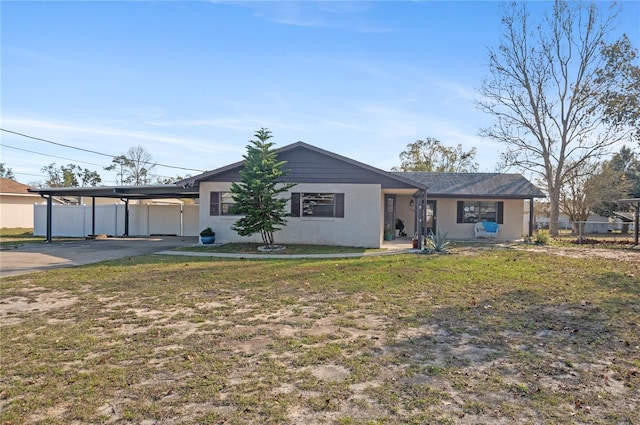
{"left": 394, "top": 172, "right": 545, "bottom": 199}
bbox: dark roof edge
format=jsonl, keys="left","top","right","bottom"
{"left": 28, "top": 184, "right": 198, "bottom": 199}
{"left": 428, "top": 193, "right": 546, "bottom": 199}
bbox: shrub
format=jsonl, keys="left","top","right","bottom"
{"left": 534, "top": 230, "right": 549, "bottom": 245}
{"left": 200, "top": 227, "right": 215, "bottom": 237}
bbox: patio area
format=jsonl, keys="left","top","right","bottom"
{"left": 381, "top": 237, "right": 414, "bottom": 251}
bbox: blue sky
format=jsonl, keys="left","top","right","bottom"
{"left": 2, "top": 1, "right": 639, "bottom": 185}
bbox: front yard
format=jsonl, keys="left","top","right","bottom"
{"left": 1, "top": 246, "right": 638, "bottom": 424}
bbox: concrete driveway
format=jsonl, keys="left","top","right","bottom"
{"left": 0, "top": 236, "right": 198, "bottom": 278}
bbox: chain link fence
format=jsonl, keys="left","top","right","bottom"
{"left": 535, "top": 218, "right": 635, "bottom": 244}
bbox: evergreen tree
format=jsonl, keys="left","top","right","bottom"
{"left": 231, "top": 129, "right": 295, "bottom": 246}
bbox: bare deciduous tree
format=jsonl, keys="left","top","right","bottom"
{"left": 477, "top": 1, "right": 638, "bottom": 236}
{"left": 106, "top": 146, "right": 156, "bottom": 185}
{"left": 560, "top": 160, "right": 599, "bottom": 235}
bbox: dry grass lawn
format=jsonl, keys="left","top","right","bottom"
{"left": 1, "top": 245, "right": 638, "bottom": 424}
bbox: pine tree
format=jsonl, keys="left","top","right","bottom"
{"left": 231, "top": 129, "right": 295, "bottom": 247}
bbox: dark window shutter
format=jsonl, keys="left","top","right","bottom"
{"left": 497, "top": 201, "right": 504, "bottom": 224}
{"left": 457, "top": 201, "right": 464, "bottom": 223}
{"left": 335, "top": 193, "right": 345, "bottom": 218}
{"left": 291, "top": 193, "right": 300, "bottom": 217}
{"left": 209, "top": 192, "right": 220, "bottom": 216}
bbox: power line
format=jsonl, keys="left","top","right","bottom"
{"left": 2, "top": 144, "right": 107, "bottom": 168}
{"left": 12, "top": 172, "right": 46, "bottom": 178}
{"left": 1, "top": 128, "right": 206, "bottom": 173}
{"left": 2, "top": 128, "right": 113, "bottom": 157}
{"left": 2, "top": 144, "right": 180, "bottom": 182}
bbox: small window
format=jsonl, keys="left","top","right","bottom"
{"left": 303, "top": 193, "right": 335, "bottom": 217}
{"left": 210, "top": 191, "right": 237, "bottom": 216}
{"left": 220, "top": 192, "right": 236, "bottom": 215}
{"left": 457, "top": 201, "right": 503, "bottom": 224}
{"left": 291, "top": 193, "right": 344, "bottom": 218}
{"left": 479, "top": 202, "right": 496, "bottom": 222}
{"left": 210, "top": 191, "right": 220, "bottom": 216}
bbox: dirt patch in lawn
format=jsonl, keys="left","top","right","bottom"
{"left": 462, "top": 242, "right": 640, "bottom": 264}
{"left": 0, "top": 285, "right": 78, "bottom": 326}
{"left": 520, "top": 245, "right": 640, "bottom": 262}
{"left": 1, "top": 249, "right": 638, "bottom": 424}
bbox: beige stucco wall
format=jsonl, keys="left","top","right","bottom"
{"left": 384, "top": 197, "right": 528, "bottom": 240}
{"left": 199, "top": 182, "right": 383, "bottom": 247}
{"left": 0, "top": 194, "right": 40, "bottom": 228}
{"left": 433, "top": 198, "right": 526, "bottom": 240}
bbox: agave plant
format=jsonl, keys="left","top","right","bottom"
{"left": 425, "top": 228, "right": 449, "bottom": 254}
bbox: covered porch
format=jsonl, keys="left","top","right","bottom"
{"left": 381, "top": 189, "right": 428, "bottom": 249}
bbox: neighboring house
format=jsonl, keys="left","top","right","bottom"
{"left": 536, "top": 213, "right": 627, "bottom": 233}
{"left": 182, "top": 142, "right": 545, "bottom": 247}
{"left": 0, "top": 178, "right": 42, "bottom": 228}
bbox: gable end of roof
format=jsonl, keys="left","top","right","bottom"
{"left": 182, "top": 141, "right": 425, "bottom": 190}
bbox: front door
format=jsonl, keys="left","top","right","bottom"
{"left": 425, "top": 200, "right": 437, "bottom": 234}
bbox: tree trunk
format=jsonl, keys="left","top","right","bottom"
{"left": 548, "top": 188, "right": 561, "bottom": 237}
{"left": 572, "top": 221, "right": 585, "bottom": 235}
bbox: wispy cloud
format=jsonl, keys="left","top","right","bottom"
{"left": 322, "top": 120, "right": 371, "bottom": 133}
{"left": 431, "top": 78, "right": 476, "bottom": 103}
{"left": 144, "top": 118, "right": 249, "bottom": 131}
{"left": 227, "top": 1, "right": 391, "bottom": 33}
{"left": 1, "top": 117, "right": 240, "bottom": 156}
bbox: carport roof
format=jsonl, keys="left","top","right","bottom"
{"left": 28, "top": 184, "right": 200, "bottom": 200}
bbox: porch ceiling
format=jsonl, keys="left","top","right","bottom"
{"left": 381, "top": 188, "right": 421, "bottom": 195}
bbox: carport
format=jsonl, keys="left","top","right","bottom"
{"left": 29, "top": 185, "right": 200, "bottom": 242}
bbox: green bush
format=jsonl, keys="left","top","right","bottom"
{"left": 534, "top": 230, "right": 549, "bottom": 245}
{"left": 199, "top": 227, "right": 215, "bottom": 237}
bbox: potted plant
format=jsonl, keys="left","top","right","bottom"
{"left": 384, "top": 227, "right": 395, "bottom": 241}
{"left": 199, "top": 227, "right": 216, "bottom": 244}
